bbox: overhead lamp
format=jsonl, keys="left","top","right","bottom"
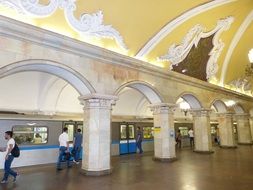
{"left": 179, "top": 101, "right": 190, "bottom": 116}
{"left": 225, "top": 100, "right": 235, "bottom": 107}
{"left": 248, "top": 49, "right": 253, "bottom": 63}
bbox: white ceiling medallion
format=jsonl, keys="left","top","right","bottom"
{"left": 158, "top": 17, "right": 234, "bottom": 80}
{"left": 0, "top": 0, "right": 127, "bottom": 50}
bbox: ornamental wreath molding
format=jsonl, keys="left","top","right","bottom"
{"left": 158, "top": 16, "right": 234, "bottom": 80}
{"left": 0, "top": 0, "right": 127, "bottom": 50}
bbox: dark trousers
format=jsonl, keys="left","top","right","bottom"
{"left": 176, "top": 140, "right": 182, "bottom": 148}
{"left": 136, "top": 141, "right": 143, "bottom": 153}
{"left": 57, "top": 146, "right": 70, "bottom": 169}
{"left": 190, "top": 137, "right": 194, "bottom": 148}
{"left": 3, "top": 155, "right": 17, "bottom": 181}
{"left": 73, "top": 146, "right": 81, "bottom": 161}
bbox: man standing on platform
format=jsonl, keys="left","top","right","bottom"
{"left": 57, "top": 127, "right": 71, "bottom": 170}
{"left": 136, "top": 127, "right": 143, "bottom": 154}
{"left": 73, "top": 128, "right": 82, "bottom": 164}
{"left": 188, "top": 128, "right": 194, "bottom": 148}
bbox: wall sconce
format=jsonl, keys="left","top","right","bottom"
{"left": 179, "top": 101, "right": 190, "bottom": 116}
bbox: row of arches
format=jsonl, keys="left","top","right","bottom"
{"left": 0, "top": 59, "right": 252, "bottom": 175}
{"left": 0, "top": 59, "right": 249, "bottom": 115}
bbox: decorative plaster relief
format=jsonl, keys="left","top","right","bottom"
{"left": 228, "top": 77, "right": 252, "bottom": 95}
{"left": 0, "top": 0, "right": 127, "bottom": 50}
{"left": 158, "top": 17, "right": 234, "bottom": 80}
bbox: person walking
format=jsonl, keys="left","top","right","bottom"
{"left": 57, "top": 127, "right": 71, "bottom": 170}
{"left": 0, "top": 131, "right": 20, "bottom": 184}
{"left": 72, "top": 128, "right": 82, "bottom": 164}
{"left": 188, "top": 128, "right": 194, "bottom": 148}
{"left": 136, "top": 127, "right": 143, "bottom": 154}
{"left": 176, "top": 129, "right": 182, "bottom": 149}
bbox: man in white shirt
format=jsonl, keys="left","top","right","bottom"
{"left": 57, "top": 127, "right": 71, "bottom": 170}
{"left": 0, "top": 131, "right": 19, "bottom": 183}
{"left": 188, "top": 128, "right": 194, "bottom": 148}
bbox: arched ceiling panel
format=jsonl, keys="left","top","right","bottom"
{"left": 147, "top": 0, "right": 253, "bottom": 71}
{"left": 224, "top": 22, "right": 253, "bottom": 84}
{"left": 0, "top": 0, "right": 210, "bottom": 56}
{"left": 0, "top": 72, "right": 41, "bottom": 111}
{"left": 0, "top": 71, "right": 82, "bottom": 114}
{"left": 112, "top": 87, "right": 151, "bottom": 116}
{"left": 55, "top": 84, "right": 83, "bottom": 114}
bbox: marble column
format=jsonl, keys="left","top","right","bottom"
{"left": 217, "top": 113, "right": 236, "bottom": 148}
{"left": 249, "top": 117, "right": 253, "bottom": 142}
{"left": 235, "top": 114, "right": 252, "bottom": 145}
{"left": 79, "top": 94, "right": 118, "bottom": 176}
{"left": 191, "top": 109, "right": 213, "bottom": 153}
{"left": 150, "top": 103, "right": 177, "bottom": 162}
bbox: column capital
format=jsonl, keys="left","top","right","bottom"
{"left": 79, "top": 93, "right": 118, "bottom": 109}
{"left": 149, "top": 103, "right": 176, "bottom": 114}
{"left": 190, "top": 108, "right": 212, "bottom": 117}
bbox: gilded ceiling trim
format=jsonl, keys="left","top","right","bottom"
{"left": 220, "top": 10, "right": 253, "bottom": 85}
{"left": 0, "top": 0, "right": 127, "bottom": 50}
{"left": 158, "top": 17, "right": 234, "bottom": 80}
{"left": 135, "top": 0, "right": 236, "bottom": 58}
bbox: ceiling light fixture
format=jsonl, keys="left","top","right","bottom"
{"left": 248, "top": 49, "right": 253, "bottom": 63}
{"left": 179, "top": 101, "right": 191, "bottom": 116}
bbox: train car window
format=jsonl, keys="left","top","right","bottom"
{"left": 64, "top": 123, "right": 75, "bottom": 142}
{"left": 143, "top": 127, "right": 154, "bottom": 139}
{"left": 12, "top": 126, "right": 48, "bottom": 145}
{"left": 120, "top": 124, "right": 127, "bottom": 139}
{"left": 128, "top": 125, "right": 135, "bottom": 139}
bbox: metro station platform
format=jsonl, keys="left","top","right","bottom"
{"left": 1, "top": 146, "right": 253, "bottom": 190}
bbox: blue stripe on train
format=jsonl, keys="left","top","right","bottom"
{"left": 19, "top": 139, "right": 154, "bottom": 151}
{"left": 20, "top": 145, "right": 59, "bottom": 150}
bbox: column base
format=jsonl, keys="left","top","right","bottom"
{"left": 153, "top": 157, "right": 177, "bottom": 162}
{"left": 193, "top": 150, "right": 214, "bottom": 154}
{"left": 238, "top": 142, "right": 253, "bottom": 145}
{"left": 220, "top": 145, "right": 237, "bottom": 149}
{"left": 81, "top": 168, "right": 112, "bottom": 176}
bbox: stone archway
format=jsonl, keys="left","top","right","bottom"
{"left": 0, "top": 59, "right": 96, "bottom": 95}
{"left": 115, "top": 80, "right": 163, "bottom": 104}
{"left": 114, "top": 81, "right": 176, "bottom": 162}
{"left": 211, "top": 100, "right": 236, "bottom": 148}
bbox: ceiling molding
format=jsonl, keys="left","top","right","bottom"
{"left": 220, "top": 10, "right": 253, "bottom": 85}
{"left": 135, "top": 0, "right": 236, "bottom": 58}
{"left": 158, "top": 17, "right": 234, "bottom": 80}
{"left": 0, "top": 0, "right": 127, "bottom": 50}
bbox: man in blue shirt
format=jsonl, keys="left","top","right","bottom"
{"left": 73, "top": 129, "right": 82, "bottom": 164}
{"left": 136, "top": 127, "right": 143, "bottom": 154}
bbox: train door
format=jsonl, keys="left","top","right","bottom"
{"left": 119, "top": 123, "right": 136, "bottom": 154}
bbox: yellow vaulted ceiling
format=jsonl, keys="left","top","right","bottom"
{"left": 225, "top": 22, "right": 253, "bottom": 83}
{"left": 0, "top": 0, "right": 253, "bottom": 93}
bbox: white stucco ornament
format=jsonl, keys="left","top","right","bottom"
{"left": 0, "top": 0, "right": 127, "bottom": 50}
{"left": 158, "top": 17, "right": 234, "bottom": 80}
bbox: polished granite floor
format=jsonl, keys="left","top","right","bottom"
{"left": 1, "top": 146, "right": 253, "bottom": 190}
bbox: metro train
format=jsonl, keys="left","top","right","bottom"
{"left": 0, "top": 117, "right": 226, "bottom": 169}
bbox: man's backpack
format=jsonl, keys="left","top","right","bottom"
{"left": 11, "top": 143, "right": 20, "bottom": 158}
